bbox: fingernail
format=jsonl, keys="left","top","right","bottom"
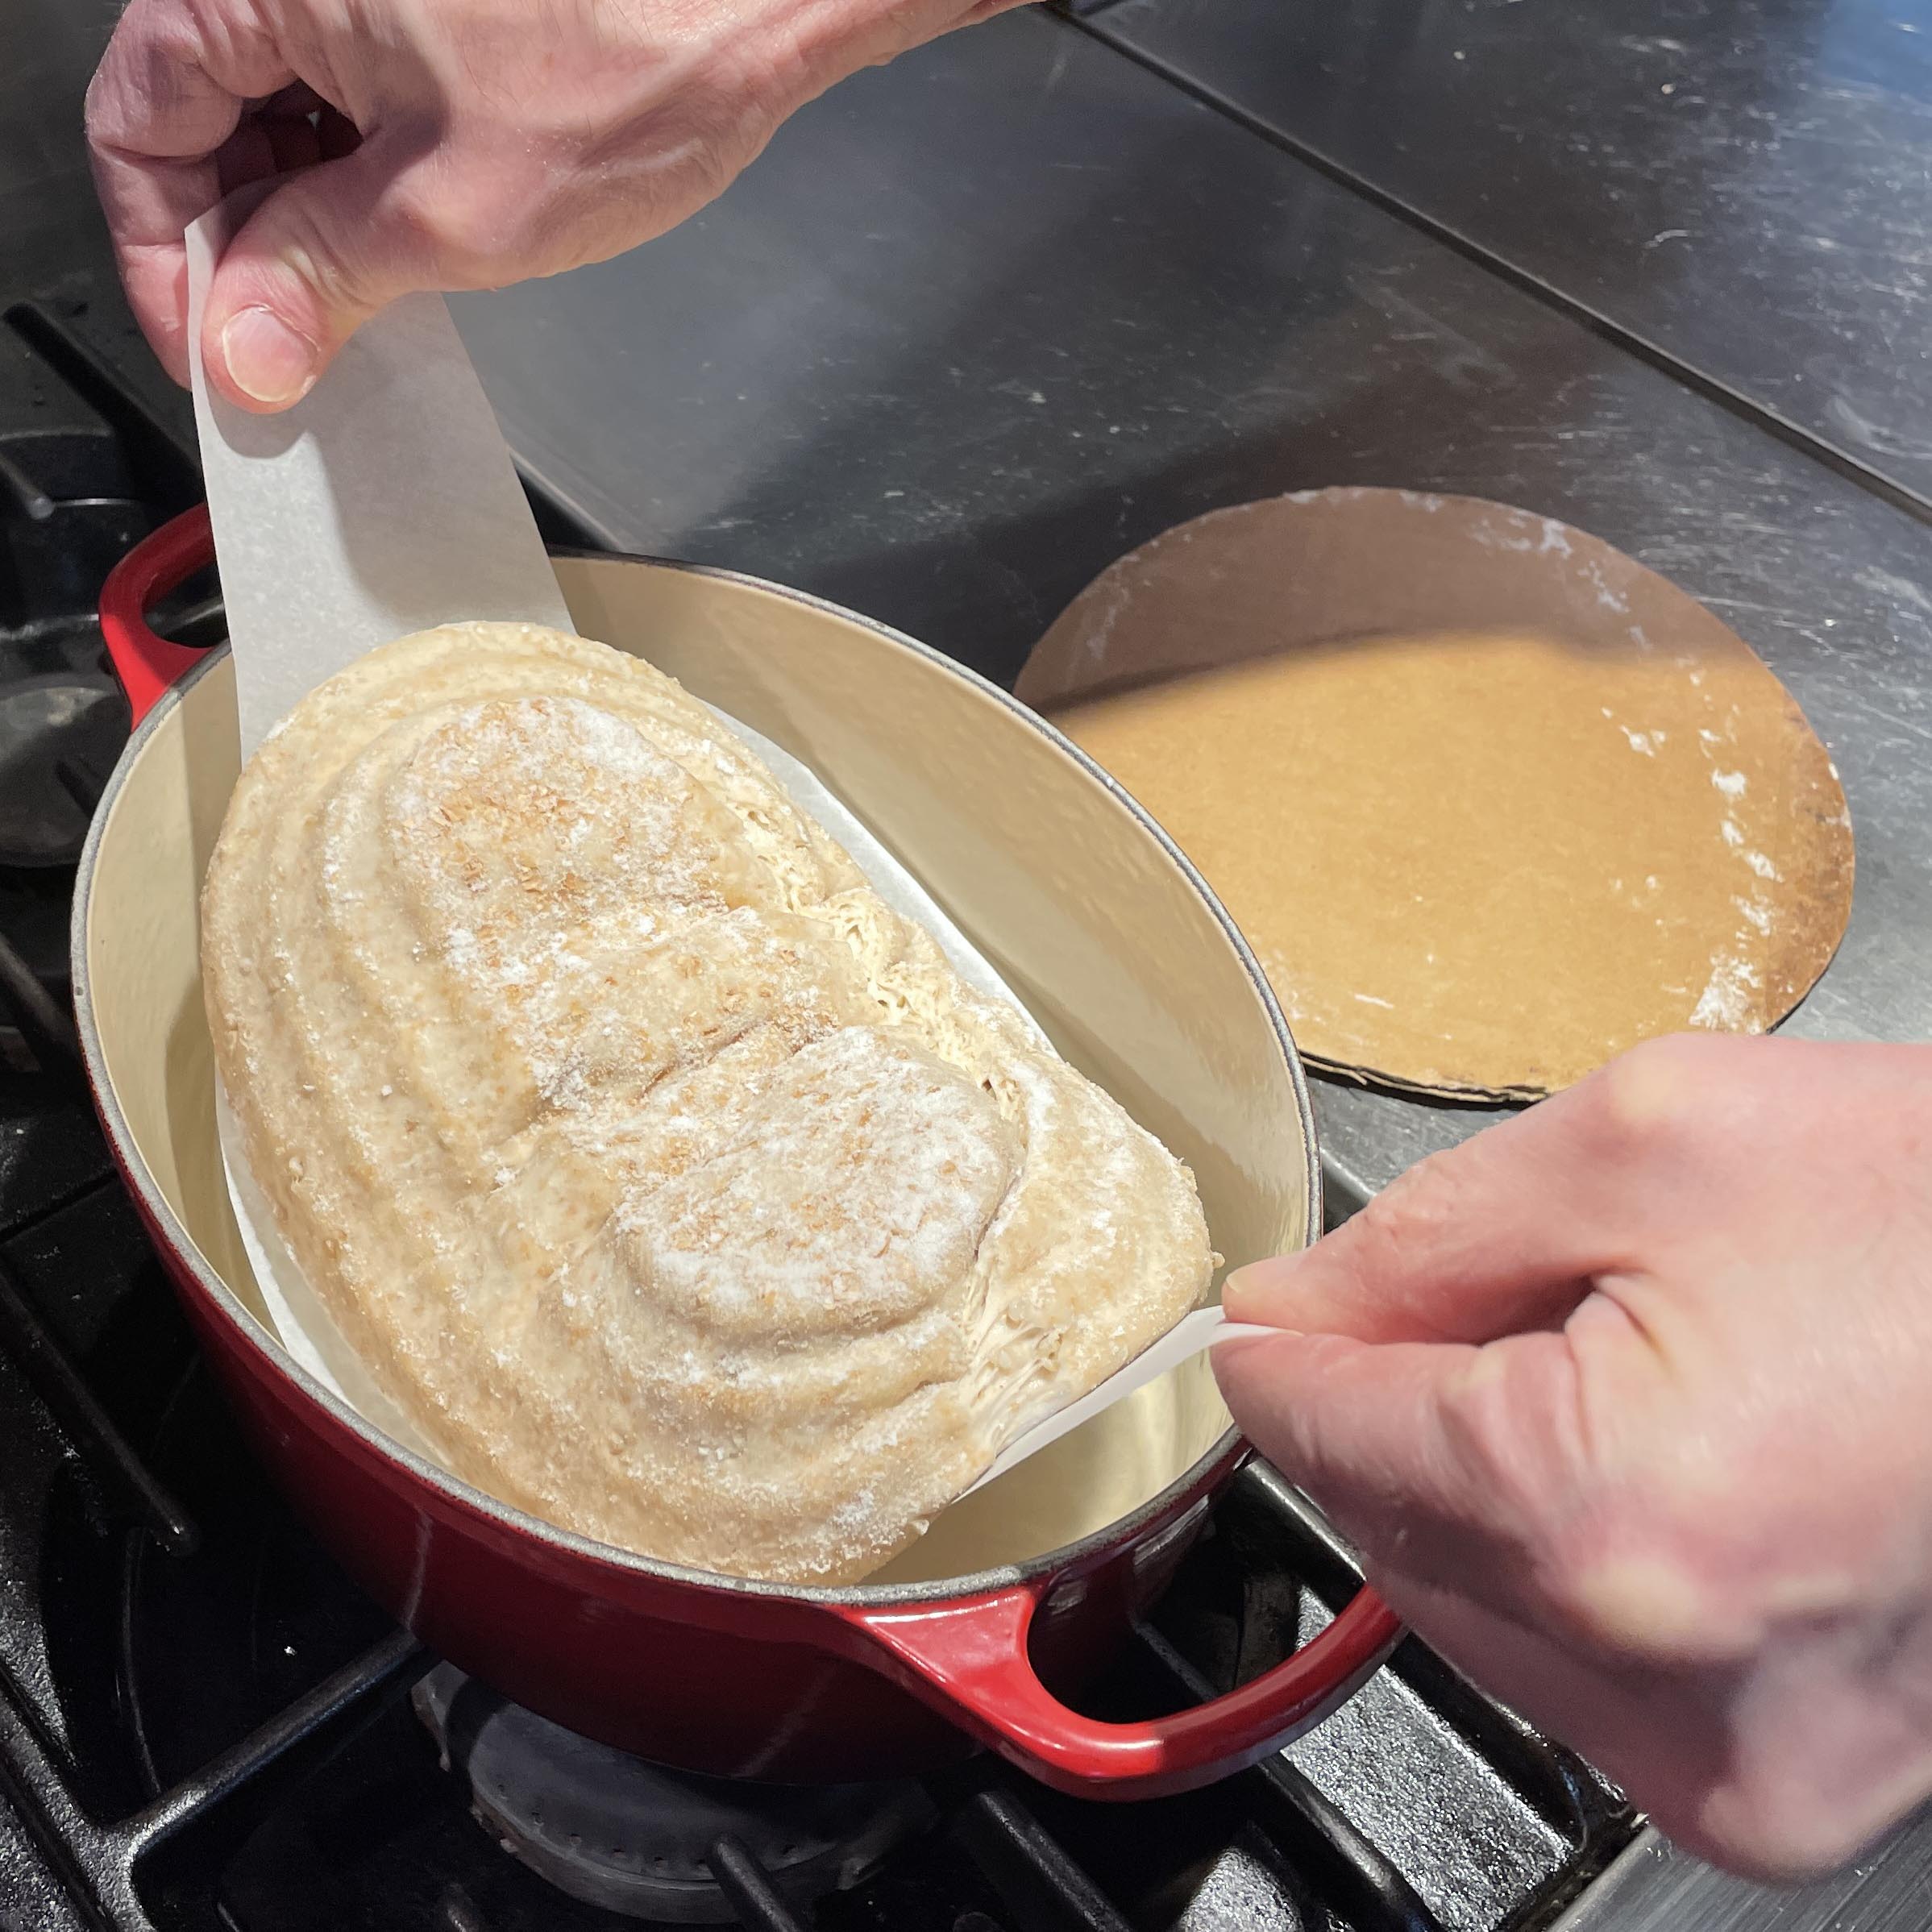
{"left": 1221, "top": 1259, "right": 1292, "bottom": 1316}
{"left": 1211, "top": 1324, "right": 1300, "bottom": 1350}
{"left": 1225, "top": 1253, "right": 1300, "bottom": 1288}
{"left": 218, "top": 306, "right": 317, "bottom": 405}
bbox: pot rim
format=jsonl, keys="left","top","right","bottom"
{"left": 72, "top": 547, "right": 1321, "bottom": 1609}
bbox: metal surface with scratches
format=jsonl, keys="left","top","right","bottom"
{"left": 1084, "top": 0, "right": 1932, "bottom": 511}
{"left": 1554, "top": 1820, "right": 1932, "bottom": 1930}
{"left": 450, "top": 5, "right": 1932, "bottom": 1212}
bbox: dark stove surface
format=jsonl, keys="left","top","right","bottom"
{"left": 0, "top": 281, "right": 1635, "bottom": 1932}
{"left": 0, "top": 297, "right": 202, "bottom": 1073}
{"left": 3, "top": 1294, "right": 1630, "bottom": 1932}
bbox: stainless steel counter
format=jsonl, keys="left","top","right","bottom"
{"left": 1557, "top": 1815, "right": 1932, "bottom": 1932}
{"left": 1087, "top": 0, "right": 1932, "bottom": 512}
{"left": 452, "top": 4, "right": 1932, "bottom": 1210}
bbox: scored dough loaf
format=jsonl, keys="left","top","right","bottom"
{"left": 201, "top": 621, "right": 1214, "bottom": 1585}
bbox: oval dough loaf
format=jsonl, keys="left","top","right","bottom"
{"left": 202, "top": 621, "right": 1213, "bottom": 1585}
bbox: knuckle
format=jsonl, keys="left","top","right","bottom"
{"left": 389, "top": 188, "right": 485, "bottom": 276}
{"left": 390, "top": 168, "right": 546, "bottom": 282}
{"left": 1355, "top": 1150, "right": 1463, "bottom": 1269}
{"left": 83, "top": 44, "right": 147, "bottom": 150}
{"left": 1587, "top": 1032, "right": 1736, "bottom": 1150}
{"left": 1541, "top": 1538, "right": 1718, "bottom": 1660}
{"left": 82, "top": 67, "right": 112, "bottom": 142}
{"left": 1533, "top": 1457, "right": 1751, "bottom": 1665}
{"left": 82, "top": 6, "right": 137, "bottom": 136}
{"left": 1433, "top": 1347, "right": 1554, "bottom": 1524}
{"left": 1428, "top": 1348, "right": 1735, "bottom": 1663}
{"left": 267, "top": 207, "right": 364, "bottom": 311}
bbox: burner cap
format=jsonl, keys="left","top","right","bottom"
{"left": 0, "top": 676, "right": 128, "bottom": 867}
{"left": 412, "top": 1664, "right": 933, "bottom": 1924}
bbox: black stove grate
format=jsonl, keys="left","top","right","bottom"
{"left": 2, "top": 1314, "right": 1635, "bottom": 1932}
{"left": 0, "top": 301, "right": 1636, "bottom": 1932}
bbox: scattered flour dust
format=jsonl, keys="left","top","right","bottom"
{"left": 1689, "top": 950, "right": 1764, "bottom": 1028}
{"left": 1682, "top": 739, "right": 1791, "bottom": 1030}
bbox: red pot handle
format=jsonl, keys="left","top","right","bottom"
{"left": 99, "top": 505, "right": 218, "bottom": 727}
{"left": 841, "top": 1570, "right": 1402, "bottom": 1800}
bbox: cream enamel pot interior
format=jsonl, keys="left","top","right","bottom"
{"left": 76, "top": 508, "right": 1400, "bottom": 1796}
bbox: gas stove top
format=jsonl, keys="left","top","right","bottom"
{"left": 0, "top": 234, "right": 1638, "bottom": 1932}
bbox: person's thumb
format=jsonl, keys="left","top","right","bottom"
{"left": 201, "top": 148, "right": 433, "bottom": 413}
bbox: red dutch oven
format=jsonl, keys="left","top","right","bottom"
{"left": 73, "top": 508, "right": 1400, "bottom": 1797}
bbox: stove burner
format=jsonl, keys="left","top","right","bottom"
{"left": 413, "top": 1664, "right": 933, "bottom": 1923}
{"left": 0, "top": 674, "right": 126, "bottom": 866}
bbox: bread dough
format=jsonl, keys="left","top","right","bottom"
{"left": 1024, "top": 492, "right": 1853, "bottom": 1099}
{"left": 201, "top": 621, "right": 1212, "bottom": 1584}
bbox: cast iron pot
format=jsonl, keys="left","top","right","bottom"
{"left": 74, "top": 506, "right": 1400, "bottom": 1797}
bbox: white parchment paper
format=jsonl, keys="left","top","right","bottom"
{"left": 187, "top": 198, "right": 1200, "bottom": 1506}
{"left": 185, "top": 204, "right": 574, "bottom": 760}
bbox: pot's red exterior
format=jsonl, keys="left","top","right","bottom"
{"left": 84, "top": 510, "right": 1402, "bottom": 1801}
{"left": 118, "top": 1145, "right": 1232, "bottom": 1782}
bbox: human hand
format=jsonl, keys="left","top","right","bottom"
{"left": 86, "top": 0, "right": 1014, "bottom": 411}
{"left": 1215, "top": 1033, "right": 1932, "bottom": 1880}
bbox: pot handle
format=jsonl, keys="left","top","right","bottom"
{"left": 841, "top": 1572, "right": 1402, "bottom": 1800}
{"left": 99, "top": 505, "right": 217, "bottom": 727}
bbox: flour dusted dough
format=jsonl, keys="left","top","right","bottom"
{"left": 201, "top": 621, "right": 1212, "bottom": 1585}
